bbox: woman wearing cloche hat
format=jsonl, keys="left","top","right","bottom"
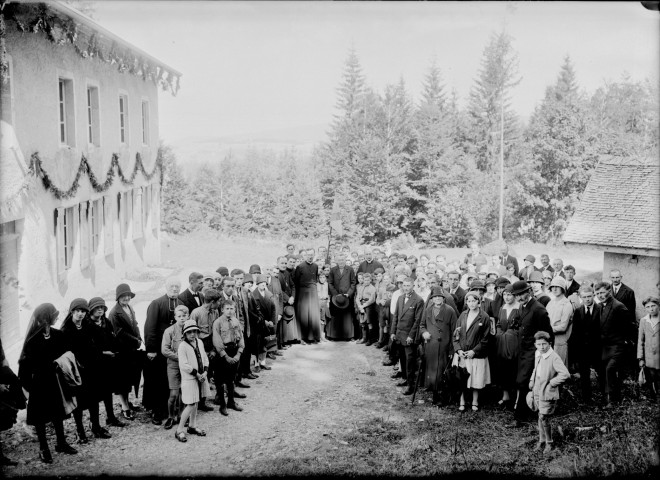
{"left": 546, "top": 277, "right": 573, "bottom": 365}
{"left": 108, "top": 283, "right": 144, "bottom": 420}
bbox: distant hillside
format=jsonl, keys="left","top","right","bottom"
{"left": 168, "top": 123, "right": 329, "bottom": 177}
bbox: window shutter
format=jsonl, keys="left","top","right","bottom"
{"left": 104, "top": 195, "right": 114, "bottom": 255}
{"left": 56, "top": 208, "right": 66, "bottom": 281}
{"left": 80, "top": 202, "right": 90, "bottom": 269}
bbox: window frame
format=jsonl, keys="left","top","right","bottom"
{"left": 86, "top": 81, "right": 101, "bottom": 147}
{"left": 118, "top": 91, "right": 130, "bottom": 145}
{"left": 141, "top": 98, "right": 150, "bottom": 146}
{"left": 57, "top": 72, "right": 76, "bottom": 147}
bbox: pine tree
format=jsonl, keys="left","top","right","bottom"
{"left": 160, "top": 143, "right": 200, "bottom": 234}
{"left": 465, "top": 30, "right": 522, "bottom": 172}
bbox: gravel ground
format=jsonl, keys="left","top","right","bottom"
{"left": 2, "top": 337, "right": 411, "bottom": 477}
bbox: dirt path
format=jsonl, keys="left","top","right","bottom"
{"left": 2, "top": 337, "right": 413, "bottom": 477}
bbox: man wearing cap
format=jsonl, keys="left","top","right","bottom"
{"left": 268, "top": 258, "right": 286, "bottom": 353}
{"left": 499, "top": 244, "right": 519, "bottom": 278}
{"left": 293, "top": 249, "right": 321, "bottom": 344}
{"left": 519, "top": 255, "right": 538, "bottom": 282}
{"left": 509, "top": 280, "right": 553, "bottom": 426}
{"left": 328, "top": 253, "right": 357, "bottom": 341}
{"left": 390, "top": 277, "right": 425, "bottom": 395}
{"left": 253, "top": 274, "right": 278, "bottom": 367}
{"left": 179, "top": 272, "right": 205, "bottom": 319}
{"left": 357, "top": 249, "right": 385, "bottom": 276}
{"left": 190, "top": 288, "right": 222, "bottom": 411}
{"left": 143, "top": 277, "right": 183, "bottom": 425}
{"left": 212, "top": 300, "right": 245, "bottom": 416}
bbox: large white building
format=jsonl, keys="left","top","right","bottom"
{"left": 0, "top": 1, "right": 181, "bottom": 364}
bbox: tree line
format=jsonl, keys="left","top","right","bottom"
{"left": 162, "top": 30, "right": 658, "bottom": 246}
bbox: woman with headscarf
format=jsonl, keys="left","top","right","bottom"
{"left": 108, "top": 283, "right": 144, "bottom": 420}
{"left": 18, "top": 304, "right": 77, "bottom": 463}
{"left": 419, "top": 287, "right": 458, "bottom": 404}
{"left": 87, "top": 297, "right": 127, "bottom": 428}
{"left": 61, "top": 298, "right": 112, "bottom": 443}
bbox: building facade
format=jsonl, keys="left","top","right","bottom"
{"left": 0, "top": 2, "right": 181, "bottom": 363}
{"left": 563, "top": 157, "right": 660, "bottom": 320}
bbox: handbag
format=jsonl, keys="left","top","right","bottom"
{"left": 638, "top": 367, "right": 647, "bottom": 386}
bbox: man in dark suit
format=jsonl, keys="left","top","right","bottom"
{"left": 563, "top": 265, "right": 580, "bottom": 297}
{"left": 178, "top": 272, "right": 204, "bottom": 316}
{"left": 390, "top": 278, "right": 425, "bottom": 395}
{"left": 595, "top": 281, "right": 631, "bottom": 407}
{"left": 610, "top": 270, "right": 637, "bottom": 322}
{"left": 539, "top": 254, "right": 554, "bottom": 275}
{"left": 570, "top": 285, "right": 602, "bottom": 402}
{"left": 509, "top": 280, "right": 553, "bottom": 426}
{"left": 551, "top": 259, "right": 566, "bottom": 279}
{"left": 357, "top": 249, "right": 384, "bottom": 275}
{"left": 231, "top": 269, "right": 257, "bottom": 381}
{"left": 446, "top": 270, "right": 466, "bottom": 313}
{"left": 270, "top": 258, "right": 287, "bottom": 352}
{"left": 328, "top": 254, "right": 357, "bottom": 341}
{"left": 499, "top": 244, "right": 519, "bottom": 278}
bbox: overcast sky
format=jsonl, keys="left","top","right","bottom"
{"left": 93, "top": 1, "right": 659, "bottom": 143}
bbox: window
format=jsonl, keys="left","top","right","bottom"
{"left": 1, "top": 55, "right": 14, "bottom": 125}
{"left": 58, "top": 78, "right": 75, "bottom": 146}
{"left": 141, "top": 100, "right": 150, "bottom": 145}
{"left": 119, "top": 94, "right": 129, "bottom": 144}
{"left": 90, "top": 199, "right": 102, "bottom": 254}
{"left": 56, "top": 206, "right": 77, "bottom": 279}
{"left": 87, "top": 85, "right": 100, "bottom": 146}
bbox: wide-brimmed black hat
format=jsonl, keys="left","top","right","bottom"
{"left": 88, "top": 297, "right": 107, "bottom": 313}
{"left": 282, "top": 305, "right": 295, "bottom": 322}
{"left": 510, "top": 280, "right": 531, "bottom": 295}
{"left": 332, "top": 294, "right": 350, "bottom": 310}
{"left": 115, "top": 283, "right": 135, "bottom": 301}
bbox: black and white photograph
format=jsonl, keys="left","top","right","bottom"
{"left": 0, "top": 0, "right": 658, "bottom": 477}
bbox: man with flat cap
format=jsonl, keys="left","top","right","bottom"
{"left": 508, "top": 280, "right": 553, "bottom": 426}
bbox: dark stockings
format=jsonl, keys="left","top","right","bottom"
{"left": 35, "top": 420, "right": 67, "bottom": 450}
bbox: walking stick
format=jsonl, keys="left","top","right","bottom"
{"left": 411, "top": 341, "right": 426, "bottom": 405}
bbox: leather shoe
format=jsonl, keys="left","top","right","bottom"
{"left": 274, "top": 351, "right": 284, "bottom": 356}
{"left": 55, "top": 442, "right": 78, "bottom": 455}
{"left": 235, "top": 381, "right": 250, "bottom": 388}
{"left": 106, "top": 417, "right": 127, "bottom": 427}
{"left": 267, "top": 353, "right": 277, "bottom": 360}
{"left": 39, "top": 448, "right": 53, "bottom": 464}
{"left": 163, "top": 418, "right": 175, "bottom": 430}
{"left": 391, "top": 372, "right": 404, "bottom": 379}
{"left": 219, "top": 407, "right": 228, "bottom": 416}
{"left": 92, "top": 427, "right": 112, "bottom": 439}
{"left": 198, "top": 402, "right": 213, "bottom": 412}
{"left": 396, "top": 380, "right": 408, "bottom": 387}
{"left": 403, "top": 388, "right": 414, "bottom": 395}
{"left": 151, "top": 417, "right": 163, "bottom": 426}
{"left": 259, "top": 364, "right": 272, "bottom": 370}
{"left": 246, "top": 373, "right": 259, "bottom": 379}
{"left": 233, "top": 392, "right": 247, "bottom": 399}
{"left": 227, "top": 403, "right": 243, "bottom": 411}
{"left": 121, "top": 409, "right": 135, "bottom": 421}
{"left": 382, "top": 360, "right": 396, "bottom": 366}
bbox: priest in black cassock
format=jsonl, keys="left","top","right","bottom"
{"left": 293, "top": 249, "right": 321, "bottom": 343}
{"left": 143, "top": 277, "right": 182, "bottom": 425}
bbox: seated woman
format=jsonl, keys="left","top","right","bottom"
{"left": 420, "top": 287, "right": 457, "bottom": 405}
{"left": 61, "top": 299, "right": 112, "bottom": 443}
{"left": 452, "top": 292, "right": 492, "bottom": 411}
{"left": 18, "top": 304, "right": 78, "bottom": 463}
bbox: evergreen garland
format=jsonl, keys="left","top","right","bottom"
{"left": 29, "top": 151, "right": 163, "bottom": 201}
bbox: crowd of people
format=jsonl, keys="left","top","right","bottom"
{"left": 1, "top": 241, "right": 658, "bottom": 465}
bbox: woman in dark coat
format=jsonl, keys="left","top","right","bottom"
{"left": 419, "top": 287, "right": 457, "bottom": 402}
{"left": 61, "top": 298, "right": 112, "bottom": 443}
{"left": 452, "top": 292, "right": 492, "bottom": 411}
{"left": 108, "top": 283, "right": 144, "bottom": 420}
{"left": 18, "top": 303, "right": 78, "bottom": 463}
{"left": 87, "top": 297, "right": 127, "bottom": 428}
{"left": 494, "top": 284, "right": 520, "bottom": 408}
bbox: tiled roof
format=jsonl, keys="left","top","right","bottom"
{"left": 563, "top": 157, "right": 660, "bottom": 252}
